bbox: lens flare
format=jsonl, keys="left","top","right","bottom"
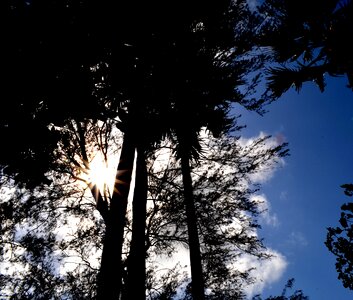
{"left": 86, "top": 153, "right": 116, "bottom": 194}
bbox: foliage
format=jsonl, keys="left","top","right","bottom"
{"left": 325, "top": 184, "right": 353, "bottom": 290}
{"left": 253, "top": 278, "right": 309, "bottom": 300}
{"left": 3, "top": 1, "right": 279, "bottom": 298}
{"left": 2, "top": 0, "right": 270, "bottom": 188}
{"left": 145, "top": 129, "right": 288, "bottom": 299}
{"left": 2, "top": 1, "right": 302, "bottom": 299}
{"left": 259, "top": 0, "right": 353, "bottom": 99}
{"left": 1, "top": 125, "right": 288, "bottom": 298}
{"left": 0, "top": 119, "right": 120, "bottom": 299}
{"left": 0, "top": 176, "right": 102, "bottom": 299}
{"left": 3, "top": 0, "right": 112, "bottom": 188}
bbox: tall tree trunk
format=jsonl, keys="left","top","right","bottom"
{"left": 89, "top": 183, "right": 109, "bottom": 223}
{"left": 180, "top": 152, "right": 205, "bottom": 300}
{"left": 96, "top": 133, "right": 135, "bottom": 300}
{"left": 126, "top": 146, "right": 148, "bottom": 300}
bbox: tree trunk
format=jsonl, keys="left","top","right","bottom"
{"left": 126, "top": 147, "right": 148, "bottom": 300}
{"left": 96, "top": 133, "right": 135, "bottom": 300}
{"left": 180, "top": 153, "right": 205, "bottom": 300}
{"left": 89, "top": 183, "right": 109, "bottom": 223}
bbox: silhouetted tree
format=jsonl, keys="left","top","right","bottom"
{"left": 259, "top": 0, "right": 353, "bottom": 99}
{"left": 3, "top": 1, "right": 281, "bottom": 299}
{"left": 0, "top": 175, "right": 102, "bottom": 299}
{"left": 144, "top": 129, "right": 288, "bottom": 299}
{"left": 326, "top": 184, "right": 353, "bottom": 290}
{"left": 1, "top": 124, "right": 288, "bottom": 299}
{"left": 2, "top": 0, "right": 116, "bottom": 187}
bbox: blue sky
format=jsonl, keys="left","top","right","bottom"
{"left": 234, "top": 76, "right": 353, "bottom": 299}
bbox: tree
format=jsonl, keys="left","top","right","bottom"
{"left": 2, "top": 0, "right": 117, "bottom": 187}
{"left": 3, "top": 1, "right": 284, "bottom": 299}
{"left": 325, "top": 184, "right": 353, "bottom": 290}
{"left": 258, "top": 0, "right": 353, "bottom": 100}
{"left": 125, "top": 146, "right": 148, "bottom": 300}
{"left": 151, "top": 2, "right": 272, "bottom": 296}
{"left": 1, "top": 123, "right": 288, "bottom": 299}
{"left": 142, "top": 129, "right": 288, "bottom": 299}
{"left": 0, "top": 118, "right": 139, "bottom": 299}
{"left": 0, "top": 170, "right": 102, "bottom": 299}
{"left": 253, "top": 278, "right": 309, "bottom": 300}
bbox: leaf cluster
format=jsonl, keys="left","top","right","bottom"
{"left": 326, "top": 184, "right": 353, "bottom": 290}
{"left": 259, "top": 0, "right": 353, "bottom": 99}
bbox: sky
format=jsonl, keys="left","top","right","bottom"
{"left": 233, "top": 75, "right": 353, "bottom": 299}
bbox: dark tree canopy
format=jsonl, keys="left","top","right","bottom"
{"left": 3, "top": 0, "right": 113, "bottom": 187}
{"left": 260, "top": 0, "right": 353, "bottom": 99}
{"left": 2, "top": 1, "right": 315, "bottom": 299}
{"left": 2, "top": 0, "right": 268, "bottom": 188}
{"left": 3, "top": 3, "right": 272, "bottom": 297}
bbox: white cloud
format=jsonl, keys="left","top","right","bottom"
{"left": 238, "top": 132, "right": 286, "bottom": 184}
{"left": 154, "top": 245, "right": 288, "bottom": 299}
{"left": 280, "top": 190, "right": 288, "bottom": 201}
{"left": 153, "top": 246, "right": 190, "bottom": 275}
{"left": 251, "top": 194, "right": 280, "bottom": 227}
{"left": 237, "top": 250, "right": 288, "bottom": 298}
{"left": 286, "top": 231, "right": 308, "bottom": 247}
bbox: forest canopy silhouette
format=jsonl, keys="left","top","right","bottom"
{"left": 2, "top": 0, "right": 352, "bottom": 299}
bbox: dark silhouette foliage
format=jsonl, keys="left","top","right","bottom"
{"left": 326, "top": 184, "right": 353, "bottom": 290}
{"left": 3, "top": 1, "right": 301, "bottom": 299}
{"left": 2, "top": 0, "right": 268, "bottom": 188}
{"left": 259, "top": 0, "right": 353, "bottom": 99}
{"left": 1, "top": 124, "right": 288, "bottom": 299}
{"left": 3, "top": 0, "right": 276, "bottom": 298}
{"left": 253, "top": 278, "right": 309, "bottom": 300}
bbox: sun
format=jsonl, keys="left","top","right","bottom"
{"left": 86, "top": 153, "right": 117, "bottom": 194}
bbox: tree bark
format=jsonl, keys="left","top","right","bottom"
{"left": 180, "top": 153, "right": 205, "bottom": 300}
{"left": 126, "top": 146, "right": 148, "bottom": 300}
{"left": 96, "top": 133, "right": 135, "bottom": 300}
